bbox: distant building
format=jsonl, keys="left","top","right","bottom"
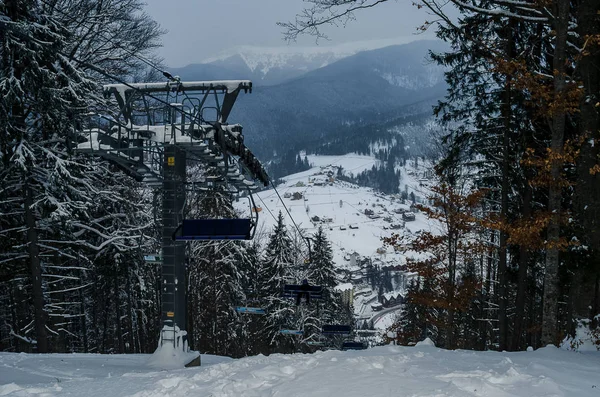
{"left": 334, "top": 283, "right": 354, "bottom": 307}
{"left": 292, "top": 192, "right": 303, "bottom": 200}
{"left": 402, "top": 212, "right": 416, "bottom": 222}
{"left": 381, "top": 291, "right": 405, "bottom": 307}
{"left": 390, "top": 222, "right": 404, "bottom": 230}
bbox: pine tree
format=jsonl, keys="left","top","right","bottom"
{"left": 302, "top": 226, "right": 339, "bottom": 343}
{"left": 388, "top": 279, "right": 423, "bottom": 346}
{"left": 258, "top": 211, "right": 296, "bottom": 353}
{"left": 186, "top": 184, "right": 249, "bottom": 357}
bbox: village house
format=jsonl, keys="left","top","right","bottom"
{"left": 402, "top": 212, "right": 416, "bottom": 222}
{"left": 291, "top": 192, "right": 303, "bottom": 200}
{"left": 381, "top": 291, "right": 405, "bottom": 308}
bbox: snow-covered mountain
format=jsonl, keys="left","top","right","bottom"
{"left": 227, "top": 40, "right": 448, "bottom": 162}
{"left": 172, "top": 37, "right": 423, "bottom": 86}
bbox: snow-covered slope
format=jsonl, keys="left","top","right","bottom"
{"left": 246, "top": 154, "right": 435, "bottom": 264}
{"left": 246, "top": 154, "right": 434, "bottom": 267}
{"left": 2, "top": 344, "right": 599, "bottom": 396}
{"left": 237, "top": 154, "right": 437, "bottom": 330}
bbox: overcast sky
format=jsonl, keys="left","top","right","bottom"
{"left": 143, "top": 0, "right": 438, "bottom": 67}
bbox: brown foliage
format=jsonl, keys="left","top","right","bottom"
{"left": 493, "top": 58, "right": 583, "bottom": 119}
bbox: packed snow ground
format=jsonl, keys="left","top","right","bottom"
{"left": 2, "top": 344, "right": 599, "bottom": 396}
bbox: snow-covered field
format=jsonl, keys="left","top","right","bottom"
{"left": 2, "top": 344, "right": 599, "bottom": 396}
{"left": 235, "top": 154, "right": 438, "bottom": 328}
{"left": 245, "top": 156, "right": 436, "bottom": 266}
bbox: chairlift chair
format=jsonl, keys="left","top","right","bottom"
{"left": 172, "top": 186, "right": 258, "bottom": 241}
{"left": 283, "top": 280, "right": 323, "bottom": 305}
{"left": 321, "top": 324, "right": 352, "bottom": 336}
{"left": 279, "top": 329, "right": 304, "bottom": 335}
{"left": 234, "top": 306, "right": 266, "bottom": 315}
{"left": 341, "top": 341, "right": 367, "bottom": 351}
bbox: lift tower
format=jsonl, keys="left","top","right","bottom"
{"left": 76, "top": 80, "right": 268, "bottom": 359}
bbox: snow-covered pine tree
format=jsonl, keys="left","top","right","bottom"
{"left": 306, "top": 226, "right": 343, "bottom": 336}
{"left": 238, "top": 239, "right": 266, "bottom": 356}
{"left": 0, "top": 0, "right": 164, "bottom": 353}
{"left": 388, "top": 278, "right": 423, "bottom": 346}
{"left": 186, "top": 181, "right": 249, "bottom": 357}
{"left": 0, "top": 0, "right": 95, "bottom": 352}
{"left": 258, "top": 211, "right": 297, "bottom": 353}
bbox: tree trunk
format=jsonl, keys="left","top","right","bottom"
{"left": 497, "top": 15, "right": 516, "bottom": 352}
{"left": 79, "top": 281, "right": 88, "bottom": 353}
{"left": 541, "top": 0, "right": 569, "bottom": 347}
{"left": 114, "top": 275, "right": 124, "bottom": 353}
{"left": 126, "top": 270, "right": 135, "bottom": 353}
{"left": 511, "top": 182, "right": 532, "bottom": 351}
{"left": 573, "top": 0, "right": 600, "bottom": 323}
{"left": 24, "top": 182, "right": 49, "bottom": 353}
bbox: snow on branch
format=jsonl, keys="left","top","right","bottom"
{"left": 451, "top": 0, "right": 549, "bottom": 22}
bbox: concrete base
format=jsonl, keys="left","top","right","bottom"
{"left": 185, "top": 354, "right": 201, "bottom": 367}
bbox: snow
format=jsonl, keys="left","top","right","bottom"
{"left": 2, "top": 345, "right": 599, "bottom": 396}
{"left": 200, "top": 37, "right": 423, "bottom": 75}
{"left": 146, "top": 325, "right": 199, "bottom": 370}
{"left": 103, "top": 80, "right": 252, "bottom": 94}
{"left": 375, "top": 65, "right": 444, "bottom": 90}
{"left": 334, "top": 283, "right": 353, "bottom": 292}
{"left": 147, "top": 343, "right": 199, "bottom": 370}
{"left": 240, "top": 155, "right": 438, "bottom": 327}
{"left": 561, "top": 317, "right": 600, "bottom": 352}
{"left": 245, "top": 159, "right": 436, "bottom": 267}
{"left": 416, "top": 337, "right": 436, "bottom": 347}
{"left": 305, "top": 153, "right": 379, "bottom": 176}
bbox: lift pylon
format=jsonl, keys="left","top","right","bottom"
{"left": 75, "top": 80, "right": 268, "bottom": 364}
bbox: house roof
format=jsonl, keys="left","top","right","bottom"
{"left": 334, "top": 283, "right": 353, "bottom": 292}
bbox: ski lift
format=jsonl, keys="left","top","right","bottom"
{"left": 283, "top": 279, "right": 323, "bottom": 306}
{"left": 279, "top": 329, "right": 304, "bottom": 335}
{"left": 172, "top": 186, "right": 259, "bottom": 241}
{"left": 341, "top": 341, "right": 367, "bottom": 351}
{"left": 321, "top": 324, "right": 352, "bottom": 336}
{"left": 234, "top": 307, "right": 265, "bottom": 315}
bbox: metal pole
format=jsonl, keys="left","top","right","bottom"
{"left": 161, "top": 145, "right": 187, "bottom": 348}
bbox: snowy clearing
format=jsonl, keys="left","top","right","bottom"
{"left": 1, "top": 345, "right": 599, "bottom": 396}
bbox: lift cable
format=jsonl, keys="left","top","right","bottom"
{"left": 267, "top": 177, "right": 312, "bottom": 253}
{"left": 256, "top": 192, "right": 278, "bottom": 224}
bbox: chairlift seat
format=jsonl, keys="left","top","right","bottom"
{"left": 283, "top": 284, "right": 323, "bottom": 299}
{"left": 174, "top": 218, "right": 253, "bottom": 240}
{"left": 341, "top": 341, "right": 367, "bottom": 350}
{"left": 235, "top": 307, "right": 265, "bottom": 315}
{"left": 279, "top": 329, "right": 304, "bottom": 335}
{"left": 322, "top": 324, "right": 352, "bottom": 336}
